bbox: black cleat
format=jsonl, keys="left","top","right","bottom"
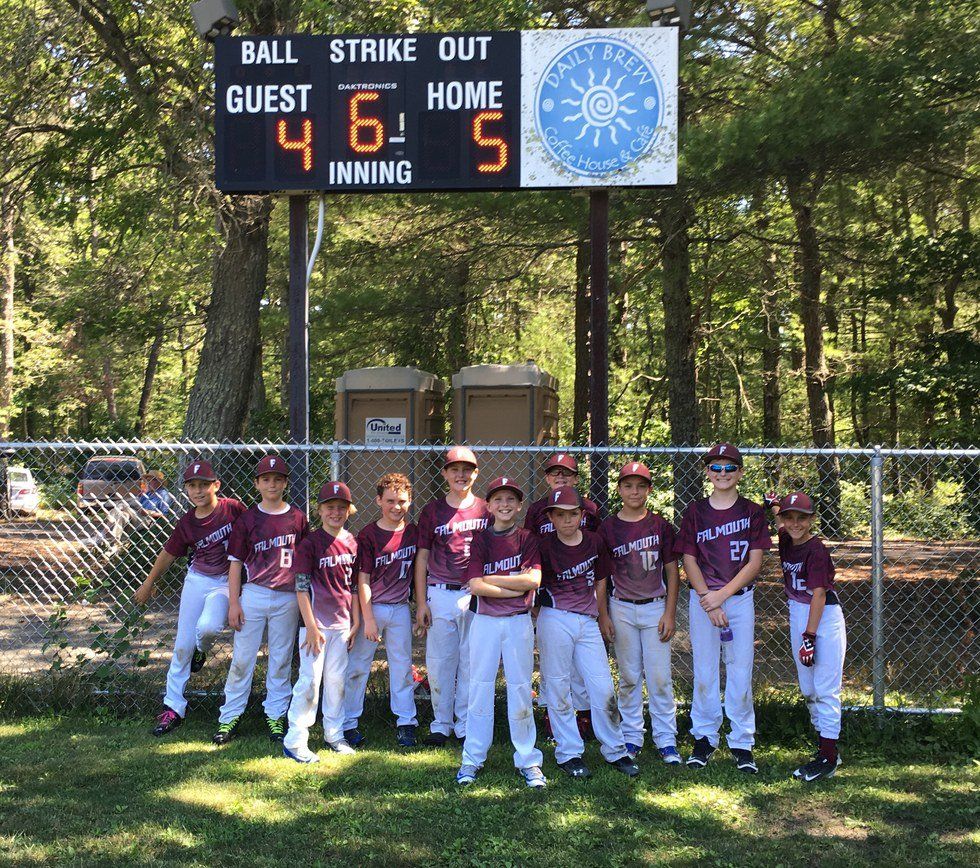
{"left": 558, "top": 756, "right": 591, "bottom": 779}
{"left": 731, "top": 748, "right": 758, "bottom": 774}
{"left": 686, "top": 737, "right": 715, "bottom": 768}
{"left": 190, "top": 648, "right": 207, "bottom": 673}
{"left": 608, "top": 755, "right": 641, "bottom": 777}
{"left": 344, "top": 728, "right": 366, "bottom": 748}
{"left": 212, "top": 716, "right": 241, "bottom": 745}
{"left": 794, "top": 754, "right": 841, "bottom": 782}
{"left": 266, "top": 716, "right": 286, "bottom": 743}
{"left": 396, "top": 725, "right": 417, "bottom": 748}
{"left": 151, "top": 707, "right": 183, "bottom": 737}
{"left": 423, "top": 731, "right": 450, "bottom": 747}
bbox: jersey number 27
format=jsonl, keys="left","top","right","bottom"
{"left": 729, "top": 540, "right": 748, "bottom": 562}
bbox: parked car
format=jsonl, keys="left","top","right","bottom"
{"left": 76, "top": 456, "right": 147, "bottom": 510}
{"left": 6, "top": 466, "right": 40, "bottom": 516}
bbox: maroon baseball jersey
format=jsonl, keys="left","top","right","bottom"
{"left": 465, "top": 526, "right": 540, "bottom": 617}
{"left": 778, "top": 529, "right": 837, "bottom": 605}
{"left": 356, "top": 522, "right": 418, "bottom": 605}
{"left": 538, "top": 530, "right": 612, "bottom": 618}
{"left": 163, "top": 497, "right": 246, "bottom": 577}
{"left": 227, "top": 504, "right": 309, "bottom": 592}
{"left": 417, "top": 496, "right": 490, "bottom": 585}
{"left": 674, "top": 496, "right": 772, "bottom": 590}
{"left": 294, "top": 527, "right": 358, "bottom": 630}
{"left": 524, "top": 495, "right": 600, "bottom": 537}
{"left": 598, "top": 512, "right": 677, "bottom": 600}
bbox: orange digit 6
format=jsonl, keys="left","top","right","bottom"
{"left": 349, "top": 91, "right": 384, "bottom": 153}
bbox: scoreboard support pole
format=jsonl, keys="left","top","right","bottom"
{"left": 288, "top": 194, "right": 310, "bottom": 508}
{"left": 589, "top": 189, "right": 610, "bottom": 510}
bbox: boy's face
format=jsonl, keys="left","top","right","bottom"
{"left": 442, "top": 462, "right": 478, "bottom": 496}
{"left": 256, "top": 472, "right": 288, "bottom": 501}
{"left": 705, "top": 461, "right": 743, "bottom": 492}
{"left": 549, "top": 506, "right": 582, "bottom": 536}
{"left": 185, "top": 479, "right": 220, "bottom": 508}
{"left": 545, "top": 467, "right": 577, "bottom": 491}
{"left": 781, "top": 510, "right": 814, "bottom": 542}
{"left": 319, "top": 499, "right": 350, "bottom": 529}
{"left": 377, "top": 486, "right": 411, "bottom": 524}
{"left": 618, "top": 477, "right": 650, "bottom": 510}
{"left": 488, "top": 489, "right": 522, "bottom": 523}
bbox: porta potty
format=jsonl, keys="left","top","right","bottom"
{"left": 334, "top": 367, "right": 447, "bottom": 529}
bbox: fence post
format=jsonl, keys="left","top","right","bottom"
{"left": 330, "top": 441, "right": 341, "bottom": 485}
{"left": 870, "top": 446, "right": 886, "bottom": 709}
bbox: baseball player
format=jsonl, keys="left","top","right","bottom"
{"left": 414, "top": 446, "right": 489, "bottom": 747}
{"left": 771, "top": 491, "right": 846, "bottom": 782}
{"left": 283, "top": 482, "right": 360, "bottom": 762}
{"left": 598, "top": 461, "right": 681, "bottom": 763}
{"left": 675, "top": 443, "right": 772, "bottom": 773}
{"left": 213, "top": 455, "right": 308, "bottom": 745}
{"left": 342, "top": 472, "right": 418, "bottom": 749}
{"left": 524, "top": 453, "right": 598, "bottom": 740}
{"left": 135, "top": 460, "right": 245, "bottom": 736}
{"left": 456, "top": 477, "right": 546, "bottom": 789}
{"left": 537, "top": 486, "right": 640, "bottom": 779}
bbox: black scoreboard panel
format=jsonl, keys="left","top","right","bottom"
{"left": 215, "top": 33, "right": 520, "bottom": 193}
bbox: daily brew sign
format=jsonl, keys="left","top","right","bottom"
{"left": 215, "top": 28, "right": 678, "bottom": 193}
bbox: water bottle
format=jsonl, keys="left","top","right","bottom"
{"left": 720, "top": 625, "right": 733, "bottom": 662}
{"left": 720, "top": 626, "right": 733, "bottom": 643}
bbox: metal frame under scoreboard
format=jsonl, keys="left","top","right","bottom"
{"left": 215, "top": 28, "right": 678, "bottom": 194}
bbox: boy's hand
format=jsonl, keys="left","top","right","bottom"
{"left": 707, "top": 607, "right": 729, "bottom": 629}
{"left": 346, "top": 623, "right": 359, "bottom": 651}
{"left": 700, "top": 590, "right": 726, "bottom": 612}
{"left": 764, "top": 492, "right": 780, "bottom": 511}
{"left": 364, "top": 618, "right": 380, "bottom": 643}
{"left": 599, "top": 613, "right": 615, "bottom": 643}
{"left": 134, "top": 579, "right": 157, "bottom": 605}
{"left": 228, "top": 601, "right": 245, "bottom": 631}
{"left": 415, "top": 601, "right": 431, "bottom": 636}
{"left": 799, "top": 632, "right": 816, "bottom": 667}
{"left": 303, "top": 625, "right": 326, "bottom": 656}
{"left": 658, "top": 612, "right": 676, "bottom": 642}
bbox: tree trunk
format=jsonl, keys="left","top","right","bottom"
{"left": 787, "top": 176, "right": 842, "bottom": 536}
{"left": 246, "top": 341, "right": 267, "bottom": 436}
{"left": 446, "top": 260, "right": 470, "bottom": 374}
{"left": 134, "top": 322, "right": 164, "bottom": 437}
{"left": 183, "top": 197, "right": 272, "bottom": 441}
{"left": 755, "top": 201, "right": 781, "bottom": 445}
{"left": 102, "top": 357, "right": 118, "bottom": 422}
{"left": 0, "top": 199, "right": 15, "bottom": 438}
{"left": 573, "top": 221, "right": 590, "bottom": 444}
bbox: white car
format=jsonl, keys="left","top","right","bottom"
{"left": 7, "top": 466, "right": 40, "bottom": 516}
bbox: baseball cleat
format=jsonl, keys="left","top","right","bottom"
{"left": 212, "top": 716, "right": 241, "bottom": 745}
{"left": 625, "top": 742, "right": 643, "bottom": 759}
{"left": 456, "top": 764, "right": 479, "bottom": 786}
{"left": 658, "top": 745, "right": 682, "bottom": 765}
{"left": 266, "top": 716, "right": 286, "bottom": 743}
{"left": 344, "top": 728, "right": 366, "bottom": 748}
{"left": 686, "top": 737, "right": 715, "bottom": 768}
{"left": 608, "top": 755, "right": 641, "bottom": 777}
{"left": 326, "top": 739, "right": 356, "bottom": 755}
{"left": 792, "top": 750, "right": 820, "bottom": 779}
{"left": 795, "top": 754, "right": 841, "bottom": 782}
{"left": 519, "top": 766, "right": 548, "bottom": 789}
{"left": 190, "top": 648, "right": 207, "bottom": 673}
{"left": 731, "top": 748, "right": 758, "bottom": 774}
{"left": 423, "top": 731, "right": 450, "bottom": 747}
{"left": 283, "top": 745, "right": 320, "bottom": 764}
{"left": 151, "top": 707, "right": 183, "bottom": 737}
{"left": 558, "top": 757, "right": 591, "bottom": 779}
{"left": 396, "top": 725, "right": 417, "bottom": 748}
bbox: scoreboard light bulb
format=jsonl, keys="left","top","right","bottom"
{"left": 472, "top": 111, "right": 508, "bottom": 173}
{"left": 277, "top": 118, "right": 314, "bottom": 171}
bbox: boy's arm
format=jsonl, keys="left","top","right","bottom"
{"left": 683, "top": 554, "right": 710, "bottom": 595}
{"left": 700, "top": 550, "right": 763, "bottom": 613}
{"left": 480, "top": 570, "right": 540, "bottom": 592}
{"left": 414, "top": 548, "right": 431, "bottom": 630}
{"left": 347, "top": 593, "right": 361, "bottom": 650}
{"left": 227, "top": 560, "right": 245, "bottom": 629}
{"left": 596, "top": 577, "right": 615, "bottom": 642}
{"left": 469, "top": 576, "right": 524, "bottom": 598}
{"left": 295, "top": 585, "right": 325, "bottom": 655}
{"left": 659, "top": 560, "right": 680, "bottom": 641}
{"left": 804, "top": 586, "right": 827, "bottom": 634}
{"left": 358, "top": 571, "right": 379, "bottom": 641}
{"left": 134, "top": 550, "right": 177, "bottom": 604}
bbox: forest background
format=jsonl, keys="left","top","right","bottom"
{"left": 0, "top": 0, "right": 976, "bottom": 452}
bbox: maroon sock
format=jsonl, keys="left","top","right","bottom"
{"left": 818, "top": 737, "right": 838, "bottom": 761}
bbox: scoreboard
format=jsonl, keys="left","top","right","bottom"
{"left": 214, "top": 29, "right": 677, "bottom": 194}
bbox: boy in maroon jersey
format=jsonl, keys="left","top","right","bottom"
{"left": 675, "top": 443, "right": 772, "bottom": 773}
{"left": 537, "top": 486, "right": 640, "bottom": 779}
{"left": 598, "top": 461, "right": 681, "bottom": 763}
{"left": 771, "top": 491, "right": 846, "bottom": 782}
{"left": 283, "top": 482, "right": 360, "bottom": 762}
{"left": 213, "top": 455, "right": 309, "bottom": 745}
{"left": 136, "top": 460, "right": 246, "bottom": 737}
{"left": 342, "top": 472, "right": 419, "bottom": 749}
{"left": 414, "top": 446, "right": 489, "bottom": 747}
{"left": 456, "top": 477, "right": 546, "bottom": 789}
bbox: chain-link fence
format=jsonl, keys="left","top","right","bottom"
{"left": 0, "top": 441, "right": 976, "bottom": 715}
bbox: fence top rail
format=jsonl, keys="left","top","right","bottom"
{"left": 1, "top": 440, "right": 978, "bottom": 458}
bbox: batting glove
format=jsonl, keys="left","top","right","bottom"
{"left": 799, "top": 632, "right": 816, "bottom": 667}
{"left": 764, "top": 492, "right": 780, "bottom": 511}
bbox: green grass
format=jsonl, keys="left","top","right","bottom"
{"left": 0, "top": 711, "right": 978, "bottom": 867}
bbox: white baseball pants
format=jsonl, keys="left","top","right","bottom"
{"left": 789, "top": 599, "right": 846, "bottom": 739}
{"left": 218, "top": 583, "right": 299, "bottom": 724}
{"left": 537, "top": 607, "right": 629, "bottom": 765}
{"left": 533, "top": 619, "right": 589, "bottom": 713}
{"left": 610, "top": 597, "right": 677, "bottom": 749}
{"left": 163, "top": 569, "right": 229, "bottom": 717}
{"left": 284, "top": 626, "right": 350, "bottom": 750}
{"left": 425, "top": 586, "right": 472, "bottom": 739}
{"left": 462, "top": 612, "right": 542, "bottom": 770}
{"left": 688, "top": 588, "right": 755, "bottom": 749}
{"left": 343, "top": 601, "right": 417, "bottom": 730}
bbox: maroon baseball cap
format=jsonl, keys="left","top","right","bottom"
{"left": 545, "top": 485, "right": 582, "bottom": 511}
{"left": 254, "top": 454, "right": 289, "bottom": 478}
{"left": 618, "top": 461, "right": 652, "bottom": 483}
{"left": 318, "top": 481, "right": 353, "bottom": 505}
{"left": 444, "top": 446, "right": 478, "bottom": 469}
{"left": 545, "top": 453, "right": 579, "bottom": 474}
{"left": 704, "top": 443, "right": 743, "bottom": 467}
{"left": 779, "top": 491, "right": 815, "bottom": 515}
{"left": 485, "top": 476, "right": 524, "bottom": 501}
{"left": 183, "top": 460, "right": 217, "bottom": 482}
